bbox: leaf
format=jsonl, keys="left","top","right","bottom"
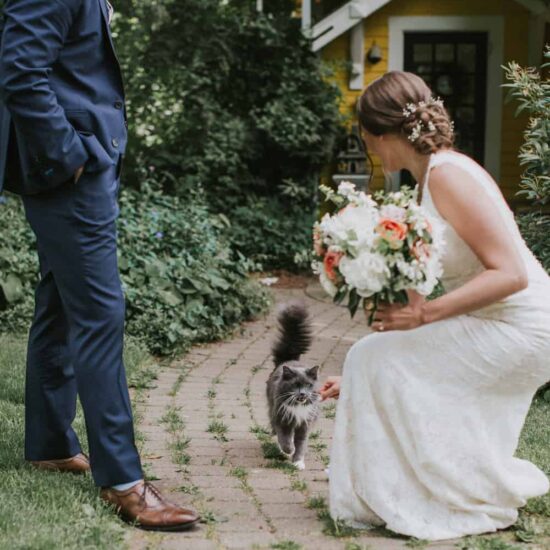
{"left": 207, "top": 271, "right": 231, "bottom": 290}
{"left": 333, "top": 285, "right": 348, "bottom": 305}
{"left": 347, "top": 288, "right": 360, "bottom": 318}
{"left": 0, "top": 274, "right": 23, "bottom": 304}
{"left": 158, "top": 289, "right": 184, "bottom": 307}
{"left": 144, "top": 258, "right": 167, "bottom": 278}
{"left": 118, "top": 256, "right": 130, "bottom": 271}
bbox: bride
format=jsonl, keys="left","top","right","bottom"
{"left": 319, "top": 71, "right": 550, "bottom": 540}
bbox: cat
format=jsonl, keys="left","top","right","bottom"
{"left": 266, "top": 301, "right": 320, "bottom": 470}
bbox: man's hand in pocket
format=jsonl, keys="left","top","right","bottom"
{"left": 74, "top": 165, "right": 85, "bottom": 183}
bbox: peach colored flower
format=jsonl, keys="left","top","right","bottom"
{"left": 376, "top": 218, "right": 409, "bottom": 243}
{"left": 412, "top": 239, "right": 431, "bottom": 260}
{"left": 323, "top": 250, "right": 343, "bottom": 281}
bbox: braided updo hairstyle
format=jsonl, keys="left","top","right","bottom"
{"left": 358, "top": 71, "right": 454, "bottom": 155}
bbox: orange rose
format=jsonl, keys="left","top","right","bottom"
{"left": 377, "top": 218, "right": 408, "bottom": 245}
{"left": 323, "top": 250, "right": 343, "bottom": 281}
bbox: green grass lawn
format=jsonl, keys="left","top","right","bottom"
{"left": 0, "top": 333, "right": 155, "bottom": 550}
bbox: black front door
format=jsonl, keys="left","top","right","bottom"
{"left": 400, "top": 32, "right": 488, "bottom": 185}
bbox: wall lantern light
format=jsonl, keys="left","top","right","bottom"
{"left": 367, "top": 41, "right": 383, "bottom": 64}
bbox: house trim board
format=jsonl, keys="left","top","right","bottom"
{"left": 387, "top": 15, "right": 504, "bottom": 189}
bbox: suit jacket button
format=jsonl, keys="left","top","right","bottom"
{"left": 112, "top": 138, "right": 119, "bottom": 148}
{"left": 114, "top": 101, "right": 123, "bottom": 110}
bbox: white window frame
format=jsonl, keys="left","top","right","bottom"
{"left": 387, "top": 16, "right": 504, "bottom": 188}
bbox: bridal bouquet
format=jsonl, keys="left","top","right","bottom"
{"left": 312, "top": 182, "right": 444, "bottom": 323}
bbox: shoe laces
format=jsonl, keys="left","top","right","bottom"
{"left": 141, "top": 482, "right": 165, "bottom": 506}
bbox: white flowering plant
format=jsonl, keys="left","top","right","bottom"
{"left": 312, "top": 182, "right": 444, "bottom": 323}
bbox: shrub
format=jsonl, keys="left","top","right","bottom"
{"left": 503, "top": 47, "right": 550, "bottom": 205}
{"left": 113, "top": 0, "right": 343, "bottom": 269}
{"left": 0, "top": 188, "right": 270, "bottom": 355}
{"left": 503, "top": 47, "right": 550, "bottom": 273}
{"left": 0, "top": 196, "right": 38, "bottom": 333}
{"left": 504, "top": 47, "right": 550, "bottom": 395}
{"left": 117, "top": 182, "right": 270, "bottom": 355}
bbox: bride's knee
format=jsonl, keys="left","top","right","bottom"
{"left": 344, "top": 332, "right": 391, "bottom": 370}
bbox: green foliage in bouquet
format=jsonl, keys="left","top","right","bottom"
{"left": 112, "top": 0, "right": 343, "bottom": 270}
{"left": 315, "top": 184, "right": 442, "bottom": 321}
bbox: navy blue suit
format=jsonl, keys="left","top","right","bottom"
{"left": 0, "top": 0, "right": 142, "bottom": 486}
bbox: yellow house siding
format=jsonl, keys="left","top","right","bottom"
{"left": 320, "top": 0, "right": 531, "bottom": 205}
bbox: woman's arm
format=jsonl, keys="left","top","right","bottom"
{"left": 373, "top": 163, "right": 528, "bottom": 331}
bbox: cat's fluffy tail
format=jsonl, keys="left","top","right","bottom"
{"left": 272, "top": 301, "right": 312, "bottom": 366}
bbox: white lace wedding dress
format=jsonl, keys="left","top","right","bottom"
{"left": 329, "top": 150, "right": 550, "bottom": 540}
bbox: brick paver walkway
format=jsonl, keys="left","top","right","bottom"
{"left": 128, "top": 284, "right": 456, "bottom": 550}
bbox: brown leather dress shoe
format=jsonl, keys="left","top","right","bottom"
{"left": 100, "top": 480, "right": 200, "bottom": 531}
{"left": 29, "top": 453, "right": 90, "bottom": 474}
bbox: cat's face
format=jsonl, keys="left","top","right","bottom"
{"left": 278, "top": 364, "right": 320, "bottom": 406}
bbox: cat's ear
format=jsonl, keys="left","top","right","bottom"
{"left": 306, "top": 365, "right": 320, "bottom": 380}
{"left": 282, "top": 365, "right": 295, "bottom": 379}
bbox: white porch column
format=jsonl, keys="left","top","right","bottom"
{"left": 302, "top": 0, "right": 312, "bottom": 30}
{"left": 349, "top": 21, "right": 365, "bottom": 90}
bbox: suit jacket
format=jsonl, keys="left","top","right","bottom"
{"left": 0, "top": 0, "right": 127, "bottom": 195}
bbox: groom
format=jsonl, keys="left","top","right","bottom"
{"left": 0, "top": 0, "right": 199, "bottom": 531}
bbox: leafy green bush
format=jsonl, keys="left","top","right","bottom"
{"left": 113, "top": 0, "right": 343, "bottom": 269}
{"left": 0, "top": 189, "right": 270, "bottom": 355}
{"left": 229, "top": 196, "right": 316, "bottom": 269}
{"left": 0, "top": 196, "right": 38, "bottom": 333}
{"left": 504, "top": 46, "right": 550, "bottom": 274}
{"left": 118, "top": 182, "right": 270, "bottom": 354}
{"left": 517, "top": 212, "right": 550, "bottom": 272}
{"left": 503, "top": 47, "right": 550, "bottom": 205}
{"left": 504, "top": 47, "right": 550, "bottom": 396}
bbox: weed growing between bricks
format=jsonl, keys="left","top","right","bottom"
{"left": 203, "top": 338, "right": 277, "bottom": 534}
{"left": 159, "top": 360, "right": 222, "bottom": 545}
{"left": 306, "top": 496, "right": 370, "bottom": 538}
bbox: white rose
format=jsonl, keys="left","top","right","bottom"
{"left": 339, "top": 252, "right": 390, "bottom": 297}
{"left": 337, "top": 181, "right": 356, "bottom": 197}
{"left": 380, "top": 204, "right": 407, "bottom": 222}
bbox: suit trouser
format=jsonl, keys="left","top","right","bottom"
{"left": 21, "top": 157, "right": 143, "bottom": 487}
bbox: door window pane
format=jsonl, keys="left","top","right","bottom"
{"left": 413, "top": 43, "right": 432, "bottom": 63}
{"left": 435, "top": 43, "right": 454, "bottom": 63}
{"left": 457, "top": 43, "right": 476, "bottom": 72}
{"left": 435, "top": 74, "right": 454, "bottom": 97}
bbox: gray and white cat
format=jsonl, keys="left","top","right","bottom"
{"left": 266, "top": 301, "right": 320, "bottom": 470}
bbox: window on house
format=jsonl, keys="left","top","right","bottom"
{"left": 400, "top": 31, "right": 488, "bottom": 186}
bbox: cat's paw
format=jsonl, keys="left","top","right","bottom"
{"left": 292, "top": 459, "right": 306, "bottom": 470}
{"left": 279, "top": 444, "right": 295, "bottom": 456}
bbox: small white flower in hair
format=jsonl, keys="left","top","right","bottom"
{"left": 402, "top": 103, "right": 418, "bottom": 117}
{"left": 408, "top": 121, "right": 422, "bottom": 142}
{"left": 428, "top": 121, "right": 436, "bottom": 132}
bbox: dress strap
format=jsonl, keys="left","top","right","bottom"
{"left": 424, "top": 150, "right": 502, "bottom": 202}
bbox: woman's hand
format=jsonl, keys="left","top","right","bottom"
{"left": 369, "top": 290, "right": 426, "bottom": 332}
{"left": 319, "top": 376, "right": 342, "bottom": 401}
